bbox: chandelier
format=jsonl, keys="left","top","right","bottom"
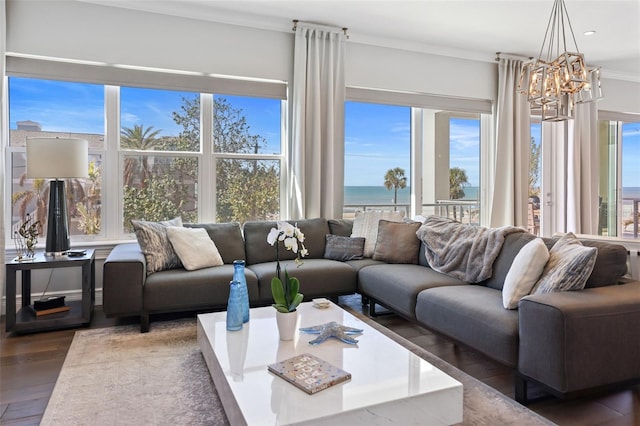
{"left": 518, "top": 0, "right": 603, "bottom": 122}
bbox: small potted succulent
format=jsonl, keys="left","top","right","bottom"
{"left": 266, "top": 221, "right": 308, "bottom": 340}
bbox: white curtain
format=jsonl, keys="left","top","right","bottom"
{"left": 566, "top": 102, "right": 600, "bottom": 234}
{"left": 489, "top": 58, "right": 530, "bottom": 228}
{"left": 289, "top": 22, "right": 346, "bottom": 219}
{"left": 1, "top": 0, "right": 7, "bottom": 313}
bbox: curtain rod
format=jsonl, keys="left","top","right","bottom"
{"left": 292, "top": 19, "right": 349, "bottom": 38}
{"left": 495, "top": 52, "right": 534, "bottom": 62}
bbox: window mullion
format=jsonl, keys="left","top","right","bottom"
{"left": 200, "top": 93, "right": 215, "bottom": 223}
{"left": 105, "top": 85, "right": 121, "bottom": 239}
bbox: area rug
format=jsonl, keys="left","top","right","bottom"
{"left": 42, "top": 314, "right": 554, "bottom": 425}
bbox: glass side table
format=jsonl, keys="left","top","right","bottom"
{"left": 5, "top": 250, "right": 95, "bottom": 333}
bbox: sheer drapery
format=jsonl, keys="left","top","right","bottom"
{"left": 567, "top": 102, "right": 600, "bottom": 234}
{"left": 289, "top": 22, "right": 346, "bottom": 219}
{"left": 1, "top": 0, "right": 7, "bottom": 310}
{"left": 489, "top": 58, "right": 530, "bottom": 228}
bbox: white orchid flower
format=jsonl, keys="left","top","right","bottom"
{"left": 279, "top": 221, "right": 295, "bottom": 238}
{"left": 267, "top": 227, "right": 280, "bottom": 246}
{"left": 283, "top": 236, "right": 299, "bottom": 253}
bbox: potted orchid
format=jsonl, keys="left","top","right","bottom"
{"left": 267, "top": 221, "right": 308, "bottom": 340}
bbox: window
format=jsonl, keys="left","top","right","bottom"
{"left": 8, "top": 77, "right": 105, "bottom": 239}
{"left": 7, "top": 77, "right": 286, "bottom": 243}
{"left": 597, "top": 116, "right": 640, "bottom": 239}
{"left": 529, "top": 121, "right": 542, "bottom": 235}
{"left": 120, "top": 88, "right": 200, "bottom": 231}
{"left": 344, "top": 102, "right": 411, "bottom": 218}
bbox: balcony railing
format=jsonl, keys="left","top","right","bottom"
{"left": 342, "top": 200, "right": 480, "bottom": 225}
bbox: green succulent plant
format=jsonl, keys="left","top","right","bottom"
{"left": 271, "top": 269, "right": 304, "bottom": 313}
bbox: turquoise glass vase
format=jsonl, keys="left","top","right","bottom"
{"left": 234, "top": 260, "right": 250, "bottom": 323}
{"left": 226, "top": 280, "right": 243, "bottom": 331}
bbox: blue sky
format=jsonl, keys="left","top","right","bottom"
{"left": 345, "top": 102, "right": 480, "bottom": 187}
{"left": 8, "top": 77, "right": 638, "bottom": 188}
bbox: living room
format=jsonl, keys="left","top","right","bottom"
{"left": 2, "top": 0, "right": 640, "bottom": 425}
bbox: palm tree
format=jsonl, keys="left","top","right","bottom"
{"left": 449, "top": 167, "right": 469, "bottom": 220}
{"left": 121, "top": 124, "right": 162, "bottom": 187}
{"left": 383, "top": 167, "right": 407, "bottom": 211}
{"left": 12, "top": 176, "right": 49, "bottom": 229}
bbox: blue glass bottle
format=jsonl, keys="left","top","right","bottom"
{"left": 234, "top": 260, "right": 250, "bottom": 323}
{"left": 226, "top": 280, "right": 243, "bottom": 331}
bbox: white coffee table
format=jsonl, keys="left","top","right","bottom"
{"left": 197, "top": 301, "right": 463, "bottom": 425}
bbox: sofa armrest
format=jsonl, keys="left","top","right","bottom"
{"left": 103, "top": 243, "right": 146, "bottom": 317}
{"left": 518, "top": 282, "right": 640, "bottom": 394}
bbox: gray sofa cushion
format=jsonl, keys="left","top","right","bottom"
{"left": 542, "top": 237, "right": 629, "bottom": 288}
{"left": 358, "top": 264, "right": 467, "bottom": 319}
{"left": 324, "top": 234, "right": 365, "bottom": 261}
{"left": 483, "top": 232, "right": 537, "bottom": 291}
{"left": 580, "top": 240, "right": 628, "bottom": 288}
{"left": 247, "top": 258, "right": 357, "bottom": 303}
{"left": 143, "top": 265, "right": 259, "bottom": 312}
{"left": 184, "top": 222, "right": 245, "bottom": 264}
{"left": 328, "top": 219, "right": 353, "bottom": 237}
{"left": 244, "top": 218, "right": 330, "bottom": 265}
{"left": 416, "top": 286, "right": 520, "bottom": 367}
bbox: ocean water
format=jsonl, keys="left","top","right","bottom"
{"left": 344, "top": 186, "right": 639, "bottom": 205}
{"left": 344, "top": 186, "right": 479, "bottom": 205}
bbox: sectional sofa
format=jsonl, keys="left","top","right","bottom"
{"left": 102, "top": 216, "right": 640, "bottom": 403}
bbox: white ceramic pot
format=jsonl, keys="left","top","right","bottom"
{"left": 276, "top": 310, "right": 298, "bottom": 341}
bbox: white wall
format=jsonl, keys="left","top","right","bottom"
{"left": 6, "top": 0, "right": 293, "bottom": 82}
{"left": 7, "top": 0, "right": 639, "bottom": 111}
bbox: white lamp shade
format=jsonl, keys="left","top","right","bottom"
{"left": 26, "top": 138, "right": 89, "bottom": 179}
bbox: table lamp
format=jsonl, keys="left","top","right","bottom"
{"left": 26, "top": 137, "right": 88, "bottom": 256}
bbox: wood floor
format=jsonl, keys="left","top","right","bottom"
{"left": 1, "top": 297, "right": 639, "bottom": 425}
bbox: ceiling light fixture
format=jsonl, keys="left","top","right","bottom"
{"left": 518, "top": 0, "right": 603, "bottom": 121}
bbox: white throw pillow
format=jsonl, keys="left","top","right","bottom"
{"left": 351, "top": 210, "right": 404, "bottom": 258}
{"left": 166, "top": 226, "right": 224, "bottom": 271}
{"left": 502, "top": 238, "right": 549, "bottom": 309}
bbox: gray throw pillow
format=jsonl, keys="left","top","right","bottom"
{"left": 531, "top": 232, "right": 597, "bottom": 294}
{"left": 324, "top": 234, "right": 365, "bottom": 261}
{"left": 372, "top": 220, "right": 422, "bottom": 264}
{"left": 131, "top": 217, "right": 183, "bottom": 275}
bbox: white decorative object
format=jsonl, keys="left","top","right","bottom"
{"left": 502, "top": 238, "right": 550, "bottom": 309}
{"left": 276, "top": 310, "right": 298, "bottom": 341}
{"left": 166, "top": 226, "right": 223, "bottom": 271}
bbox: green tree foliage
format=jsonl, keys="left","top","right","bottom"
{"left": 122, "top": 95, "right": 279, "bottom": 228}
{"left": 383, "top": 167, "right": 407, "bottom": 210}
{"left": 449, "top": 167, "right": 469, "bottom": 200}
{"left": 529, "top": 136, "right": 541, "bottom": 197}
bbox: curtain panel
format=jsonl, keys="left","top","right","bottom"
{"left": 567, "top": 102, "right": 600, "bottom": 234}
{"left": 490, "top": 58, "right": 530, "bottom": 228}
{"left": 289, "top": 22, "right": 346, "bottom": 219}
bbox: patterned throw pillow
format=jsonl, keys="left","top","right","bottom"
{"left": 131, "top": 217, "right": 183, "bottom": 275}
{"left": 324, "top": 234, "right": 365, "bottom": 261}
{"left": 372, "top": 220, "right": 422, "bottom": 264}
{"left": 167, "top": 226, "right": 224, "bottom": 271}
{"left": 351, "top": 210, "right": 404, "bottom": 258}
{"left": 531, "top": 233, "right": 597, "bottom": 294}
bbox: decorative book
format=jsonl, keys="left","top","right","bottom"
{"left": 32, "top": 305, "right": 71, "bottom": 316}
{"left": 267, "top": 353, "right": 351, "bottom": 395}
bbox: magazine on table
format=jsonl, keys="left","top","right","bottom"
{"left": 268, "top": 353, "right": 351, "bottom": 394}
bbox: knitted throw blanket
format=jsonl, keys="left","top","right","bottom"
{"left": 416, "top": 216, "right": 524, "bottom": 283}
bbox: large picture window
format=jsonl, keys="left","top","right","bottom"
{"left": 7, "top": 77, "right": 285, "bottom": 242}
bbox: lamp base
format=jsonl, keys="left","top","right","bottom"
{"left": 45, "top": 180, "right": 71, "bottom": 255}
